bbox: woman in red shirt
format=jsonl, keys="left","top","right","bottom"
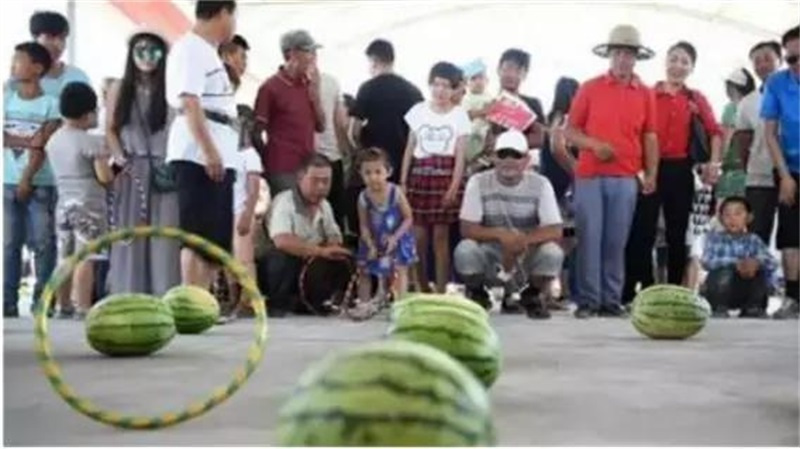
{"left": 622, "top": 41, "right": 723, "bottom": 305}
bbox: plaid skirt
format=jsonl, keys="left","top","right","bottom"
{"left": 407, "top": 156, "right": 463, "bottom": 225}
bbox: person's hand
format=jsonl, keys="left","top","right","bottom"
{"left": 778, "top": 174, "right": 797, "bottom": 206}
{"left": 15, "top": 179, "right": 32, "bottom": 201}
{"left": 701, "top": 163, "right": 721, "bottom": 186}
{"left": 593, "top": 142, "right": 615, "bottom": 162}
{"left": 442, "top": 185, "right": 458, "bottom": 207}
{"left": 736, "top": 258, "right": 760, "bottom": 279}
{"left": 319, "top": 245, "right": 352, "bottom": 261}
{"left": 498, "top": 231, "right": 527, "bottom": 260}
{"left": 366, "top": 243, "right": 379, "bottom": 261}
{"left": 307, "top": 64, "right": 321, "bottom": 97}
{"left": 204, "top": 149, "right": 224, "bottom": 183}
{"left": 236, "top": 212, "right": 252, "bottom": 236}
{"left": 384, "top": 235, "right": 399, "bottom": 255}
{"left": 641, "top": 173, "right": 657, "bottom": 195}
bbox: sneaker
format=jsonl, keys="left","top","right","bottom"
{"left": 55, "top": 308, "right": 75, "bottom": 320}
{"left": 74, "top": 310, "right": 88, "bottom": 321}
{"left": 772, "top": 299, "right": 799, "bottom": 320}
{"left": 711, "top": 308, "right": 730, "bottom": 319}
{"left": 547, "top": 296, "right": 570, "bottom": 311}
{"left": 574, "top": 305, "right": 599, "bottom": 319}
{"left": 598, "top": 304, "right": 628, "bottom": 318}
{"left": 520, "top": 287, "right": 550, "bottom": 320}
{"left": 4, "top": 307, "right": 19, "bottom": 318}
{"left": 465, "top": 287, "right": 492, "bottom": 311}
{"left": 574, "top": 305, "right": 597, "bottom": 319}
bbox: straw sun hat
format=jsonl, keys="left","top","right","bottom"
{"left": 592, "top": 24, "right": 655, "bottom": 60}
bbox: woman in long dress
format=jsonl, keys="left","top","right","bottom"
{"left": 106, "top": 31, "right": 180, "bottom": 295}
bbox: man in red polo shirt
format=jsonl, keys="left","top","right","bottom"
{"left": 253, "top": 29, "right": 325, "bottom": 195}
{"left": 565, "top": 24, "right": 659, "bottom": 319}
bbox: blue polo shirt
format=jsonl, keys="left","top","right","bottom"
{"left": 760, "top": 69, "right": 800, "bottom": 174}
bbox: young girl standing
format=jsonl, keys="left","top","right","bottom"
{"left": 401, "top": 62, "right": 470, "bottom": 293}
{"left": 357, "top": 147, "right": 416, "bottom": 302}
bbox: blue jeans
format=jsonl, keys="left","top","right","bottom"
{"left": 3, "top": 185, "right": 57, "bottom": 312}
{"left": 573, "top": 177, "right": 638, "bottom": 309}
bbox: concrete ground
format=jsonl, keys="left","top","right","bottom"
{"left": 3, "top": 312, "right": 799, "bottom": 446}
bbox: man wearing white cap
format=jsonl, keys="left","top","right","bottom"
{"left": 455, "top": 130, "right": 564, "bottom": 319}
{"left": 564, "top": 24, "right": 659, "bottom": 319}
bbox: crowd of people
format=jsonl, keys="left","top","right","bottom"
{"left": 3, "top": 1, "right": 799, "bottom": 323}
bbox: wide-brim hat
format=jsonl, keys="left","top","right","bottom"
{"left": 592, "top": 24, "right": 654, "bottom": 61}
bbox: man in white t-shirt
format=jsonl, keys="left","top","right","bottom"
{"left": 315, "top": 72, "right": 350, "bottom": 230}
{"left": 733, "top": 41, "right": 782, "bottom": 247}
{"left": 454, "top": 130, "right": 564, "bottom": 319}
{"left": 165, "top": 0, "right": 238, "bottom": 289}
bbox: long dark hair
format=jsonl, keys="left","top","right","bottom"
{"left": 113, "top": 32, "right": 168, "bottom": 135}
{"left": 547, "top": 77, "right": 580, "bottom": 125}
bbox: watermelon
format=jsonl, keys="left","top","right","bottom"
{"left": 85, "top": 293, "right": 176, "bottom": 357}
{"left": 387, "top": 306, "right": 501, "bottom": 387}
{"left": 277, "top": 340, "right": 495, "bottom": 446}
{"left": 163, "top": 285, "right": 220, "bottom": 334}
{"left": 391, "top": 293, "right": 489, "bottom": 322}
{"left": 631, "top": 284, "right": 711, "bottom": 340}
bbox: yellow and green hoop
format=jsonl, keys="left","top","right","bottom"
{"left": 33, "top": 226, "right": 268, "bottom": 430}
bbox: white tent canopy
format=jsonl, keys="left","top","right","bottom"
{"left": 2, "top": 0, "right": 798, "bottom": 114}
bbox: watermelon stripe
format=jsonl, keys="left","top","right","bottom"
{"left": 634, "top": 311, "right": 705, "bottom": 323}
{"left": 390, "top": 324, "right": 488, "bottom": 344}
{"left": 298, "top": 376, "right": 471, "bottom": 413}
{"left": 279, "top": 410, "right": 489, "bottom": 445}
{"left": 333, "top": 352, "right": 468, "bottom": 392}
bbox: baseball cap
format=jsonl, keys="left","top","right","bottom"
{"left": 461, "top": 59, "right": 487, "bottom": 79}
{"left": 280, "top": 30, "right": 322, "bottom": 53}
{"left": 494, "top": 130, "right": 528, "bottom": 154}
{"left": 725, "top": 68, "right": 750, "bottom": 87}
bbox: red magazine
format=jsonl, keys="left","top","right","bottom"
{"left": 486, "top": 91, "right": 538, "bottom": 131}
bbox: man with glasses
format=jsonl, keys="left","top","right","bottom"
{"left": 253, "top": 29, "right": 325, "bottom": 196}
{"left": 454, "top": 130, "right": 564, "bottom": 319}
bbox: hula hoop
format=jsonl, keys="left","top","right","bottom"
{"left": 33, "top": 226, "right": 268, "bottom": 430}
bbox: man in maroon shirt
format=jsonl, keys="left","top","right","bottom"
{"left": 253, "top": 30, "right": 325, "bottom": 195}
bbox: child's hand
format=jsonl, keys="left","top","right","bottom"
{"left": 367, "top": 244, "right": 379, "bottom": 261}
{"left": 442, "top": 185, "right": 458, "bottom": 207}
{"left": 385, "top": 235, "right": 399, "bottom": 254}
{"left": 736, "top": 258, "right": 760, "bottom": 279}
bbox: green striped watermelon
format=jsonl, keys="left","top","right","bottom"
{"left": 85, "top": 294, "right": 176, "bottom": 357}
{"left": 391, "top": 294, "right": 489, "bottom": 322}
{"left": 163, "top": 285, "right": 220, "bottom": 334}
{"left": 277, "top": 340, "right": 495, "bottom": 446}
{"left": 387, "top": 306, "right": 501, "bottom": 387}
{"left": 632, "top": 284, "right": 710, "bottom": 340}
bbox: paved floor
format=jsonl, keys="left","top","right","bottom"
{"left": 3, "top": 312, "right": 799, "bottom": 446}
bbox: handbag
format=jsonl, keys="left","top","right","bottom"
{"left": 136, "top": 102, "right": 176, "bottom": 193}
{"left": 685, "top": 89, "right": 711, "bottom": 164}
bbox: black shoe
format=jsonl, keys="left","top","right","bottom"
{"left": 267, "top": 307, "right": 289, "bottom": 318}
{"left": 574, "top": 306, "right": 597, "bottom": 319}
{"left": 520, "top": 287, "right": 550, "bottom": 320}
{"left": 598, "top": 304, "right": 628, "bottom": 318}
{"left": 465, "top": 287, "right": 492, "bottom": 311}
{"left": 772, "top": 299, "right": 799, "bottom": 320}
{"left": 4, "top": 308, "right": 19, "bottom": 318}
{"left": 500, "top": 297, "right": 524, "bottom": 314}
{"left": 739, "top": 307, "right": 767, "bottom": 319}
{"left": 711, "top": 308, "right": 730, "bottom": 319}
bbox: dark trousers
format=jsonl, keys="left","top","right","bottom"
{"left": 623, "top": 159, "right": 694, "bottom": 304}
{"left": 701, "top": 266, "right": 769, "bottom": 311}
{"left": 745, "top": 186, "right": 778, "bottom": 245}
{"left": 256, "top": 248, "right": 352, "bottom": 314}
{"left": 328, "top": 160, "right": 346, "bottom": 233}
{"left": 344, "top": 182, "right": 363, "bottom": 238}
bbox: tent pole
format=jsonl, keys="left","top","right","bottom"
{"left": 67, "top": 0, "right": 76, "bottom": 65}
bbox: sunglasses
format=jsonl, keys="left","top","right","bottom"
{"left": 495, "top": 149, "right": 524, "bottom": 160}
{"left": 133, "top": 45, "right": 164, "bottom": 63}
